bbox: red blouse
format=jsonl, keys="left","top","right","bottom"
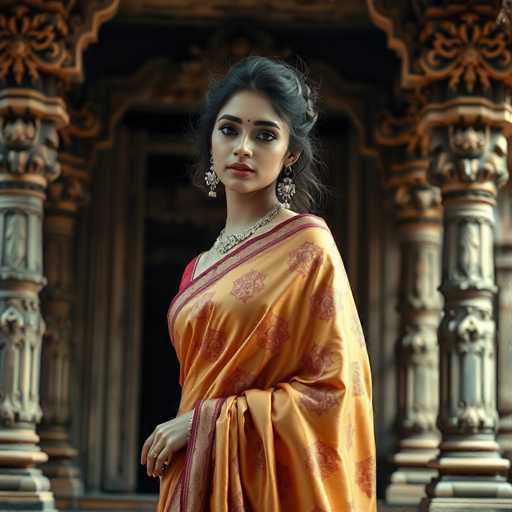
{"left": 178, "top": 255, "right": 199, "bottom": 292}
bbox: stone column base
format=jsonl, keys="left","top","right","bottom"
{"left": 44, "top": 464, "right": 83, "bottom": 498}
{"left": 420, "top": 497, "right": 512, "bottom": 511}
{"left": 0, "top": 491, "right": 56, "bottom": 511}
{"left": 386, "top": 468, "right": 438, "bottom": 505}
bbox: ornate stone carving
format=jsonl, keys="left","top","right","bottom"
{"left": 496, "top": 248, "right": 512, "bottom": 465}
{"left": 497, "top": 0, "right": 512, "bottom": 27}
{"left": 120, "top": 0, "right": 364, "bottom": 22}
{"left": 368, "top": 2, "right": 512, "bottom": 91}
{"left": 377, "top": 91, "right": 429, "bottom": 159}
{"left": 0, "top": 6, "right": 69, "bottom": 84}
{"left": 0, "top": 1, "right": 120, "bottom": 85}
{"left": 458, "top": 222, "right": 481, "bottom": 280}
{"left": 36, "top": 93, "right": 98, "bottom": 498}
{"left": 378, "top": 92, "right": 442, "bottom": 506}
{"left": 418, "top": 12, "right": 512, "bottom": 92}
{"left": 0, "top": 112, "right": 60, "bottom": 180}
{"left": 5, "top": 213, "right": 27, "bottom": 270}
{"left": 0, "top": 1, "right": 117, "bottom": 508}
{"left": 0, "top": 297, "right": 45, "bottom": 426}
{"left": 0, "top": 205, "right": 44, "bottom": 284}
{"left": 40, "top": 312, "right": 72, "bottom": 423}
{"left": 429, "top": 124, "right": 508, "bottom": 187}
{"left": 370, "top": 0, "right": 512, "bottom": 507}
{"left": 400, "top": 323, "right": 439, "bottom": 433}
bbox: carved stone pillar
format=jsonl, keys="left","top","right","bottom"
{"left": 368, "top": 1, "right": 512, "bottom": 509}
{"left": 419, "top": 120, "right": 512, "bottom": 511}
{"left": 496, "top": 183, "right": 512, "bottom": 471}
{"left": 38, "top": 102, "right": 98, "bottom": 497}
{"left": 377, "top": 95, "right": 442, "bottom": 505}
{"left": 0, "top": 2, "right": 118, "bottom": 510}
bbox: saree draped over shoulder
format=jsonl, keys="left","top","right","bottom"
{"left": 158, "top": 214, "right": 376, "bottom": 512}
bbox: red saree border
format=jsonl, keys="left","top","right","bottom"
{"left": 167, "top": 213, "right": 329, "bottom": 342}
{"left": 178, "top": 398, "right": 226, "bottom": 512}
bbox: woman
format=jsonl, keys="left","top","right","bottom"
{"left": 141, "top": 56, "right": 376, "bottom": 512}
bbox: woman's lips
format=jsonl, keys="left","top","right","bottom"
{"left": 227, "top": 165, "right": 255, "bottom": 176}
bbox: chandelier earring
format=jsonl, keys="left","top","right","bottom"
{"left": 205, "top": 156, "right": 220, "bottom": 197}
{"left": 277, "top": 165, "right": 296, "bottom": 209}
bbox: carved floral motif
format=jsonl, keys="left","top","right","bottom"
{"left": 0, "top": 6, "right": 69, "bottom": 84}
{"left": 376, "top": 91, "right": 429, "bottom": 158}
{"left": 0, "top": 2, "right": 119, "bottom": 84}
{"left": 419, "top": 12, "right": 512, "bottom": 92}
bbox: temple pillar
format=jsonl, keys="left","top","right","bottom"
{"left": 496, "top": 182, "right": 512, "bottom": 472}
{"left": 417, "top": 6, "right": 512, "bottom": 506}
{"left": 377, "top": 94, "right": 442, "bottom": 505}
{"left": 368, "top": 1, "right": 512, "bottom": 508}
{"left": 0, "top": 2, "right": 118, "bottom": 509}
{"left": 38, "top": 102, "right": 98, "bottom": 498}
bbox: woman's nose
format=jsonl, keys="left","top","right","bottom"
{"left": 234, "top": 134, "right": 252, "bottom": 157}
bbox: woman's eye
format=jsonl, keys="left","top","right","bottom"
{"left": 257, "top": 131, "right": 277, "bottom": 142}
{"left": 219, "top": 125, "right": 236, "bottom": 136}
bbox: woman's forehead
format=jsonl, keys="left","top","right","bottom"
{"left": 218, "top": 90, "right": 282, "bottom": 123}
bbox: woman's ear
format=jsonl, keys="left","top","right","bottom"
{"left": 285, "top": 152, "right": 301, "bottom": 168}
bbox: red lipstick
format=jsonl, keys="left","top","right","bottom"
{"left": 228, "top": 163, "right": 255, "bottom": 172}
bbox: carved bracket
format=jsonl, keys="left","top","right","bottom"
{"left": 0, "top": 1, "right": 120, "bottom": 86}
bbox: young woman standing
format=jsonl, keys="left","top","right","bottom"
{"left": 141, "top": 56, "right": 376, "bottom": 512}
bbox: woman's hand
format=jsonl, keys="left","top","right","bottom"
{"left": 140, "top": 410, "right": 194, "bottom": 477}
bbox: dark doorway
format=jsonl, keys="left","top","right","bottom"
{"left": 137, "top": 149, "right": 222, "bottom": 492}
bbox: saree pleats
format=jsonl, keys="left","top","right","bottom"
{"left": 159, "top": 214, "right": 377, "bottom": 512}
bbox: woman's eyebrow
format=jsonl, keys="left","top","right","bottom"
{"left": 217, "top": 114, "right": 280, "bottom": 130}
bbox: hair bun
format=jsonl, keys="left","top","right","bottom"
{"left": 296, "top": 78, "right": 318, "bottom": 127}
{"left": 303, "top": 83, "right": 319, "bottom": 125}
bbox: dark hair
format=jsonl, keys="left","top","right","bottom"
{"left": 190, "top": 56, "right": 326, "bottom": 212}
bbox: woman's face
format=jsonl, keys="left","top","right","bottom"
{"left": 210, "top": 90, "right": 297, "bottom": 197}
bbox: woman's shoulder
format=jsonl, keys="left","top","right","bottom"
{"left": 288, "top": 213, "right": 334, "bottom": 242}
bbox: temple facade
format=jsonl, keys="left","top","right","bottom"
{"left": 1, "top": 1, "right": 512, "bottom": 510}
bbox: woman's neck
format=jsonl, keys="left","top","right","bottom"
{"left": 224, "top": 189, "right": 281, "bottom": 233}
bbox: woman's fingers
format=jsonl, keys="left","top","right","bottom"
{"left": 141, "top": 417, "right": 189, "bottom": 477}
{"left": 154, "top": 447, "right": 173, "bottom": 477}
{"left": 140, "top": 432, "right": 155, "bottom": 465}
{"left": 146, "top": 448, "right": 157, "bottom": 476}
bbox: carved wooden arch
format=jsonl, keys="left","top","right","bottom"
{"left": 92, "top": 53, "right": 381, "bottom": 162}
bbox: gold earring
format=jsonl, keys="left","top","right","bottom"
{"left": 277, "top": 165, "right": 296, "bottom": 208}
{"left": 205, "top": 156, "right": 220, "bottom": 197}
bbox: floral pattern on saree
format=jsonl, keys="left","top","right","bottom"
{"left": 230, "top": 269, "right": 267, "bottom": 303}
{"left": 287, "top": 241, "right": 324, "bottom": 277}
{"left": 255, "top": 312, "right": 289, "bottom": 352}
{"left": 310, "top": 285, "right": 339, "bottom": 320}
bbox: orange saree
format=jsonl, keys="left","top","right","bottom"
{"left": 158, "top": 214, "right": 376, "bottom": 512}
